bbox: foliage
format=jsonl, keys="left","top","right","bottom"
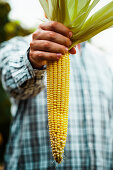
{"left": 0, "top": 0, "right": 33, "bottom": 43}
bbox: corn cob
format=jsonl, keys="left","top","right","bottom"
{"left": 47, "top": 53, "right": 70, "bottom": 163}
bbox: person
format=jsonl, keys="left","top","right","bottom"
{"left": 0, "top": 21, "right": 113, "bottom": 170}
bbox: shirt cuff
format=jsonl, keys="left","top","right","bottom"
{"left": 9, "top": 50, "right": 46, "bottom": 88}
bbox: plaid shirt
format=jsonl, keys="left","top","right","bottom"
{"left": 0, "top": 35, "right": 113, "bottom": 170}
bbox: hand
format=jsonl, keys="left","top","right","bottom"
{"left": 29, "top": 21, "right": 76, "bottom": 69}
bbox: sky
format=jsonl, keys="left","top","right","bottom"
{"left": 8, "top": 0, "right": 113, "bottom": 56}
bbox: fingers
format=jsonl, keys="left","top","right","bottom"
{"left": 32, "top": 30, "right": 72, "bottom": 48}
{"left": 29, "top": 47, "right": 76, "bottom": 69}
{"left": 39, "top": 21, "right": 72, "bottom": 38}
{"left": 30, "top": 40, "right": 68, "bottom": 54}
{"left": 30, "top": 50, "right": 62, "bottom": 61}
{"left": 29, "top": 50, "right": 62, "bottom": 69}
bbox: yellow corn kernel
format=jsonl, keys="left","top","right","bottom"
{"left": 47, "top": 53, "right": 70, "bottom": 164}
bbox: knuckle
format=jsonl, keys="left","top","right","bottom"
{"left": 44, "top": 41, "right": 50, "bottom": 49}
{"left": 29, "top": 50, "right": 34, "bottom": 58}
{"left": 37, "top": 51, "right": 43, "bottom": 59}
{"left": 30, "top": 41, "right": 34, "bottom": 48}
{"left": 32, "top": 30, "right": 40, "bottom": 39}
{"left": 49, "top": 32, "right": 56, "bottom": 41}
{"left": 32, "top": 32, "right": 37, "bottom": 39}
{"left": 37, "top": 30, "right": 41, "bottom": 37}
{"left": 50, "top": 21, "right": 57, "bottom": 29}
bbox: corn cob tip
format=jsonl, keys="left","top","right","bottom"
{"left": 56, "top": 156, "right": 63, "bottom": 164}
{"left": 53, "top": 153, "right": 63, "bottom": 164}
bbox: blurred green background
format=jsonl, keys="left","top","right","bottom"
{"left": 0, "top": 0, "right": 33, "bottom": 164}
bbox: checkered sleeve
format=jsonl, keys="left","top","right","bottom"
{"left": 0, "top": 36, "right": 46, "bottom": 100}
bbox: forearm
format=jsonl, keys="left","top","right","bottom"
{"left": 0, "top": 36, "right": 46, "bottom": 100}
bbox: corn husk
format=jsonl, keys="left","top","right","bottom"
{"left": 39, "top": 0, "right": 113, "bottom": 48}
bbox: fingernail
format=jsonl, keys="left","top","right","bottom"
{"left": 69, "top": 32, "right": 72, "bottom": 38}
{"left": 66, "top": 47, "right": 69, "bottom": 51}
{"left": 57, "top": 53, "right": 62, "bottom": 59}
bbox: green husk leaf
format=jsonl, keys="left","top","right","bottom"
{"left": 77, "top": 0, "right": 90, "bottom": 15}
{"left": 82, "top": 1, "right": 113, "bottom": 30}
{"left": 58, "top": 0, "right": 71, "bottom": 26}
{"left": 70, "top": 0, "right": 100, "bottom": 31}
{"left": 88, "top": 0, "right": 100, "bottom": 14}
{"left": 48, "top": 0, "right": 59, "bottom": 21}
{"left": 39, "top": 0, "right": 49, "bottom": 19}
{"left": 39, "top": 0, "right": 113, "bottom": 49}
{"left": 68, "top": 0, "right": 78, "bottom": 21}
